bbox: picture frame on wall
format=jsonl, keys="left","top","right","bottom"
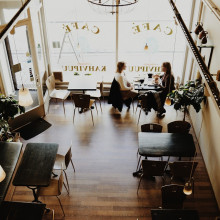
{"left": 197, "top": 45, "right": 214, "bottom": 70}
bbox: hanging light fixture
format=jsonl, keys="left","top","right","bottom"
{"left": 0, "top": 165, "right": 6, "bottom": 182}
{"left": 11, "top": 29, "right": 33, "bottom": 107}
{"left": 144, "top": 43, "right": 148, "bottom": 50}
{"left": 87, "top": 0, "right": 139, "bottom": 14}
{"left": 183, "top": 151, "right": 197, "bottom": 196}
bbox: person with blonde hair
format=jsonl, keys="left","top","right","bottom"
{"left": 114, "top": 61, "right": 138, "bottom": 108}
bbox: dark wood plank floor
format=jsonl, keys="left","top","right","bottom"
{"left": 12, "top": 99, "right": 220, "bottom": 219}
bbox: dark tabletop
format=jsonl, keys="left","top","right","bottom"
{"left": 13, "top": 143, "right": 58, "bottom": 187}
{"left": 138, "top": 132, "right": 196, "bottom": 157}
{"left": 0, "top": 142, "right": 22, "bottom": 202}
{"left": 0, "top": 201, "right": 46, "bottom": 220}
{"left": 151, "top": 209, "right": 199, "bottom": 220}
{"left": 134, "top": 84, "right": 162, "bottom": 91}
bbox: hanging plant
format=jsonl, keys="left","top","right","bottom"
{"left": 167, "top": 79, "right": 205, "bottom": 121}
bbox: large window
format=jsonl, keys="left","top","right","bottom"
{"left": 44, "top": 0, "right": 193, "bottom": 82}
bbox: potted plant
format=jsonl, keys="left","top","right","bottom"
{"left": 167, "top": 79, "right": 205, "bottom": 121}
{"left": 0, "top": 94, "right": 25, "bottom": 141}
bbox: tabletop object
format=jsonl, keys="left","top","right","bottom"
{"left": 151, "top": 209, "right": 199, "bottom": 220}
{"left": 0, "top": 142, "right": 22, "bottom": 202}
{"left": 134, "top": 84, "right": 162, "bottom": 92}
{"left": 13, "top": 143, "right": 58, "bottom": 202}
{"left": 0, "top": 201, "right": 46, "bottom": 220}
{"left": 138, "top": 132, "right": 196, "bottom": 157}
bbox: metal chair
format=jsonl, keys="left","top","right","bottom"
{"left": 161, "top": 184, "right": 186, "bottom": 209}
{"left": 46, "top": 75, "right": 70, "bottom": 115}
{"left": 53, "top": 143, "right": 75, "bottom": 194}
{"left": 137, "top": 95, "right": 148, "bottom": 124}
{"left": 141, "top": 123, "right": 163, "bottom": 132}
{"left": 72, "top": 94, "right": 96, "bottom": 126}
{"left": 85, "top": 82, "right": 103, "bottom": 112}
{"left": 169, "top": 161, "right": 198, "bottom": 195}
{"left": 36, "top": 170, "right": 66, "bottom": 217}
{"left": 167, "top": 121, "right": 191, "bottom": 133}
{"left": 137, "top": 160, "right": 167, "bottom": 194}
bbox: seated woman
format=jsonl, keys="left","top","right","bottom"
{"left": 115, "top": 61, "right": 138, "bottom": 108}
{"left": 158, "top": 62, "right": 175, "bottom": 116}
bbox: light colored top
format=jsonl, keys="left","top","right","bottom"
{"left": 115, "top": 72, "right": 131, "bottom": 91}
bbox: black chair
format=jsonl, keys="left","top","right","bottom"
{"left": 137, "top": 160, "right": 167, "bottom": 194}
{"left": 169, "top": 161, "right": 198, "bottom": 195}
{"left": 167, "top": 121, "right": 191, "bottom": 133}
{"left": 161, "top": 184, "right": 186, "bottom": 209}
{"left": 141, "top": 123, "right": 163, "bottom": 132}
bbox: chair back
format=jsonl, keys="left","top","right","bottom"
{"left": 169, "top": 161, "right": 198, "bottom": 180}
{"left": 167, "top": 121, "right": 191, "bottom": 133}
{"left": 142, "top": 160, "right": 167, "bottom": 177}
{"left": 141, "top": 123, "right": 162, "bottom": 133}
{"left": 140, "top": 95, "right": 148, "bottom": 109}
{"left": 46, "top": 75, "right": 55, "bottom": 95}
{"left": 65, "top": 146, "right": 72, "bottom": 168}
{"left": 161, "top": 184, "right": 186, "bottom": 209}
{"left": 53, "top": 71, "right": 63, "bottom": 82}
{"left": 72, "top": 94, "right": 90, "bottom": 108}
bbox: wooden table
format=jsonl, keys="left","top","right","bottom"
{"left": 138, "top": 132, "right": 196, "bottom": 157}
{"left": 0, "top": 201, "right": 46, "bottom": 220}
{"left": 134, "top": 83, "right": 162, "bottom": 92}
{"left": 151, "top": 209, "right": 199, "bottom": 220}
{"left": 13, "top": 143, "right": 58, "bottom": 202}
{"left": 0, "top": 142, "right": 22, "bottom": 202}
{"left": 68, "top": 76, "right": 97, "bottom": 93}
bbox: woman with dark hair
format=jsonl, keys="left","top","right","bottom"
{"left": 158, "top": 62, "right": 175, "bottom": 116}
{"left": 114, "top": 61, "right": 138, "bottom": 108}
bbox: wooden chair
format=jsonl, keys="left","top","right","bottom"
{"left": 167, "top": 121, "right": 191, "bottom": 133}
{"left": 169, "top": 161, "right": 198, "bottom": 195}
{"left": 85, "top": 82, "right": 103, "bottom": 112}
{"left": 141, "top": 123, "right": 163, "bottom": 133}
{"left": 36, "top": 170, "right": 66, "bottom": 217}
{"left": 53, "top": 71, "right": 63, "bottom": 82}
{"left": 53, "top": 144, "right": 75, "bottom": 194}
{"left": 137, "top": 160, "right": 167, "bottom": 194}
{"left": 46, "top": 75, "right": 70, "bottom": 115}
{"left": 72, "top": 94, "right": 96, "bottom": 126}
{"left": 161, "top": 184, "right": 186, "bottom": 209}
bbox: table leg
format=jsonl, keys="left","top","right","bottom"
{"left": 27, "top": 186, "right": 41, "bottom": 203}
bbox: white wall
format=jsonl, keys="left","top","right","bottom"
{"left": 188, "top": 0, "right": 220, "bottom": 208}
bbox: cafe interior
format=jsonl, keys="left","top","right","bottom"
{"left": 0, "top": 0, "right": 220, "bottom": 219}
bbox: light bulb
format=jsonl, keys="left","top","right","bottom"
{"left": 144, "top": 43, "right": 148, "bottom": 50}
{"left": 183, "top": 181, "right": 193, "bottom": 195}
{"left": 165, "top": 97, "right": 172, "bottom": 106}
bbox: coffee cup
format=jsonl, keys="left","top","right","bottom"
{"left": 198, "top": 30, "right": 208, "bottom": 40}
{"left": 194, "top": 22, "right": 203, "bottom": 35}
{"left": 201, "top": 35, "right": 208, "bottom": 44}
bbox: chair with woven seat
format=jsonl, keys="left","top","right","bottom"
{"left": 167, "top": 121, "right": 191, "bottom": 133}
{"left": 85, "top": 82, "right": 103, "bottom": 112}
{"left": 53, "top": 144, "right": 75, "bottom": 194}
{"left": 141, "top": 123, "right": 163, "bottom": 133}
{"left": 46, "top": 75, "right": 70, "bottom": 115}
{"left": 169, "top": 161, "right": 198, "bottom": 195}
{"left": 72, "top": 94, "right": 96, "bottom": 126}
{"left": 137, "top": 160, "right": 167, "bottom": 194}
{"left": 36, "top": 170, "right": 66, "bottom": 217}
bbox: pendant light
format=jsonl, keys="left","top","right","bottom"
{"left": 11, "top": 28, "right": 33, "bottom": 107}
{"left": 183, "top": 151, "right": 197, "bottom": 196}
{"left": 144, "top": 43, "right": 148, "bottom": 50}
{"left": 0, "top": 165, "right": 6, "bottom": 182}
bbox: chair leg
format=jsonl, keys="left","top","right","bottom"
{"left": 48, "top": 99, "right": 51, "bottom": 114}
{"left": 137, "top": 109, "right": 142, "bottom": 124}
{"left": 90, "top": 109, "right": 94, "bottom": 126}
{"left": 136, "top": 155, "right": 141, "bottom": 171}
{"left": 63, "top": 181, "right": 69, "bottom": 195}
{"left": 52, "top": 209, "right": 55, "bottom": 220}
{"left": 62, "top": 100, "right": 66, "bottom": 115}
{"left": 94, "top": 101, "right": 98, "bottom": 114}
{"left": 137, "top": 175, "right": 143, "bottom": 195}
{"left": 63, "top": 170, "right": 70, "bottom": 193}
{"left": 56, "top": 196, "right": 65, "bottom": 217}
{"left": 132, "top": 98, "right": 134, "bottom": 113}
{"left": 98, "top": 97, "right": 102, "bottom": 112}
{"left": 73, "top": 108, "right": 76, "bottom": 123}
{"left": 70, "top": 159, "right": 75, "bottom": 172}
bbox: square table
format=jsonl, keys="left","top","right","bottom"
{"left": 134, "top": 83, "right": 162, "bottom": 92}
{"left": 151, "top": 209, "right": 199, "bottom": 220}
{"left": 0, "top": 142, "right": 22, "bottom": 202}
{"left": 138, "top": 132, "right": 196, "bottom": 157}
{"left": 68, "top": 76, "right": 97, "bottom": 93}
{"left": 13, "top": 143, "right": 58, "bottom": 202}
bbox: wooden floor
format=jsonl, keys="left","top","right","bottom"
{"left": 12, "top": 99, "right": 219, "bottom": 219}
